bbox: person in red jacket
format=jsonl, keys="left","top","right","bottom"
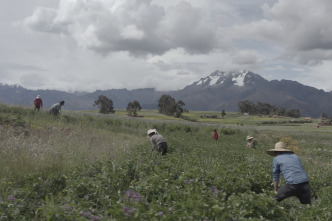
{"left": 212, "top": 129, "right": 218, "bottom": 140}
{"left": 33, "top": 95, "right": 43, "bottom": 111}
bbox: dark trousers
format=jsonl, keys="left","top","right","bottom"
{"left": 274, "top": 182, "right": 311, "bottom": 204}
{"left": 158, "top": 142, "right": 168, "bottom": 156}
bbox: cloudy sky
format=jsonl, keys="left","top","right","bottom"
{"left": 1, "top": 0, "right": 332, "bottom": 92}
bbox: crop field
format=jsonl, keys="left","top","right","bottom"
{"left": 0, "top": 104, "right": 331, "bottom": 220}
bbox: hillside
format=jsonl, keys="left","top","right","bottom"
{"left": 173, "top": 71, "right": 331, "bottom": 117}
{"left": 1, "top": 70, "right": 332, "bottom": 117}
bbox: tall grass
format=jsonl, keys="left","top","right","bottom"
{"left": 0, "top": 105, "right": 148, "bottom": 183}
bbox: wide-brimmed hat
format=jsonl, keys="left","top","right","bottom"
{"left": 266, "top": 142, "right": 294, "bottom": 156}
{"left": 246, "top": 136, "right": 254, "bottom": 140}
{"left": 147, "top": 129, "right": 157, "bottom": 135}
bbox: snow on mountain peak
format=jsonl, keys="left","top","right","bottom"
{"left": 194, "top": 70, "right": 248, "bottom": 87}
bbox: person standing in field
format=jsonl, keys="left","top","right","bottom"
{"left": 33, "top": 95, "right": 43, "bottom": 111}
{"left": 246, "top": 135, "right": 256, "bottom": 148}
{"left": 212, "top": 129, "right": 218, "bottom": 140}
{"left": 49, "top": 100, "right": 65, "bottom": 117}
{"left": 147, "top": 129, "right": 168, "bottom": 156}
{"left": 266, "top": 142, "right": 311, "bottom": 204}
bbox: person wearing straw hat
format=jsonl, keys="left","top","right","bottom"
{"left": 246, "top": 135, "right": 256, "bottom": 149}
{"left": 266, "top": 142, "right": 311, "bottom": 204}
{"left": 147, "top": 129, "right": 168, "bottom": 156}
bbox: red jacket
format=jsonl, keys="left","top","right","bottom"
{"left": 33, "top": 98, "right": 43, "bottom": 107}
{"left": 213, "top": 131, "right": 218, "bottom": 140}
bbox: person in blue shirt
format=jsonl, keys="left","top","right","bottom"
{"left": 266, "top": 142, "right": 311, "bottom": 204}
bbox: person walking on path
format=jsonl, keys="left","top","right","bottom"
{"left": 147, "top": 129, "right": 168, "bottom": 156}
{"left": 266, "top": 142, "right": 311, "bottom": 204}
{"left": 49, "top": 101, "right": 65, "bottom": 117}
{"left": 33, "top": 95, "right": 43, "bottom": 111}
{"left": 212, "top": 129, "right": 218, "bottom": 140}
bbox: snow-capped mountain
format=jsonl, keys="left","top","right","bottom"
{"left": 193, "top": 70, "right": 247, "bottom": 87}
{"left": 191, "top": 70, "right": 268, "bottom": 87}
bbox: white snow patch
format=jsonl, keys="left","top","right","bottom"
{"left": 233, "top": 74, "right": 245, "bottom": 86}
{"left": 209, "top": 76, "right": 219, "bottom": 85}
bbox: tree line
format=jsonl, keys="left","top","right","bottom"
{"left": 238, "top": 100, "right": 301, "bottom": 118}
{"left": 93, "top": 94, "right": 186, "bottom": 118}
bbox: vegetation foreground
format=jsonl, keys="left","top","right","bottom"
{"left": 0, "top": 104, "right": 332, "bottom": 220}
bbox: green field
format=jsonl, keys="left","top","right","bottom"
{"left": 1, "top": 104, "right": 331, "bottom": 220}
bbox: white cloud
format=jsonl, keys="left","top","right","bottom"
{"left": 259, "top": 0, "right": 332, "bottom": 64}
{"left": 120, "top": 25, "right": 145, "bottom": 40}
{"left": 1, "top": 0, "right": 332, "bottom": 92}
{"left": 21, "top": 0, "right": 219, "bottom": 57}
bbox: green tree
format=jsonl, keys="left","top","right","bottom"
{"left": 238, "top": 100, "right": 254, "bottom": 114}
{"left": 175, "top": 100, "right": 185, "bottom": 118}
{"left": 158, "top": 94, "right": 185, "bottom": 118}
{"left": 93, "top": 95, "right": 115, "bottom": 114}
{"left": 285, "top": 109, "right": 301, "bottom": 118}
{"left": 276, "top": 107, "right": 286, "bottom": 116}
{"left": 127, "top": 100, "right": 142, "bottom": 116}
{"left": 221, "top": 109, "right": 226, "bottom": 119}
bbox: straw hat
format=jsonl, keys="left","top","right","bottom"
{"left": 246, "top": 135, "right": 254, "bottom": 140}
{"left": 147, "top": 129, "right": 157, "bottom": 135}
{"left": 266, "top": 142, "right": 294, "bottom": 156}
{"left": 36, "top": 95, "right": 41, "bottom": 98}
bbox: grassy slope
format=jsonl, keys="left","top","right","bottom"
{"left": 0, "top": 105, "right": 331, "bottom": 220}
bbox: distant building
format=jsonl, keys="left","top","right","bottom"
{"left": 304, "top": 117, "right": 312, "bottom": 123}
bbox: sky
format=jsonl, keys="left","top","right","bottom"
{"left": 1, "top": 0, "right": 332, "bottom": 92}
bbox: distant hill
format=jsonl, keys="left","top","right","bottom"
{"left": 170, "top": 70, "right": 332, "bottom": 118}
{"left": 1, "top": 70, "right": 331, "bottom": 118}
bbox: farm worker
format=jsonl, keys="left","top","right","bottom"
{"left": 246, "top": 135, "right": 256, "bottom": 148}
{"left": 147, "top": 129, "right": 168, "bottom": 156}
{"left": 266, "top": 142, "right": 311, "bottom": 204}
{"left": 49, "top": 100, "right": 65, "bottom": 117}
{"left": 212, "top": 129, "right": 218, "bottom": 140}
{"left": 33, "top": 95, "right": 43, "bottom": 111}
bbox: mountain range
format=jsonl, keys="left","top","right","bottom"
{"left": 1, "top": 70, "right": 331, "bottom": 118}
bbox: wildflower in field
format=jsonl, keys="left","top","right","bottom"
{"left": 159, "top": 212, "right": 164, "bottom": 216}
{"left": 109, "top": 156, "right": 114, "bottom": 161}
{"left": 0, "top": 198, "right": 3, "bottom": 202}
{"left": 184, "top": 179, "right": 194, "bottom": 184}
{"left": 81, "top": 212, "right": 91, "bottom": 217}
{"left": 90, "top": 215, "right": 102, "bottom": 221}
{"left": 168, "top": 208, "right": 173, "bottom": 213}
{"left": 124, "top": 189, "right": 140, "bottom": 202}
{"left": 8, "top": 196, "right": 16, "bottom": 201}
{"left": 123, "top": 206, "right": 135, "bottom": 217}
{"left": 64, "top": 205, "right": 71, "bottom": 211}
{"left": 211, "top": 186, "right": 218, "bottom": 196}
